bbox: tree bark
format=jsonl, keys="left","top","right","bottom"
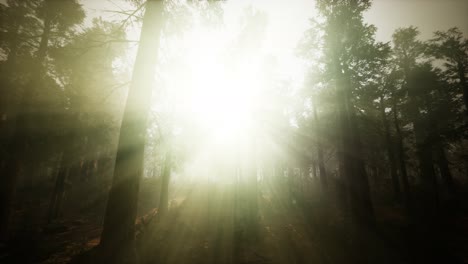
{"left": 313, "top": 102, "right": 328, "bottom": 191}
{"left": 379, "top": 95, "right": 401, "bottom": 202}
{"left": 391, "top": 95, "right": 411, "bottom": 208}
{"left": 99, "top": 0, "right": 164, "bottom": 255}
{"left": 407, "top": 88, "right": 439, "bottom": 211}
{"left": 311, "top": 161, "right": 317, "bottom": 179}
{"left": 158, "top": 150, "right": 172, "bottom": 217}
{"left": 348, "top": 107, "right": 375, "bottom": 228}
{"left": 435, "top": 141, "right": 455, "bottom": 194}
{"left": 246, "top": 135, "right": 258, "bottom": 229}
{"left": 335, "top": 56, "right": 375, "bottom": 228}
{"left": 48, "top": 164, "right": 68, "bottom": 223}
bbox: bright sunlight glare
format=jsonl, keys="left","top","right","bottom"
{"left": 140, "top": 1, "right": 313, "bottom": 182}
{"left": 159, "top": 24, "right": 265, "bottom": 143}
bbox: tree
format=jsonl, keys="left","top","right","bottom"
{"left": 0, "top": 0, "right": 84, "bottom": 239}
{"left": 312, "top": 99, "right": 328, "bottom": 192}
{"left": 378, "top": 93, "right": 401, "bottom": 202}
{"left": 392, "top": 27, "right": 442, "bottom": 210}
{"left": 99, "top": 0, "right": 164, "bottom": 260}
{"left": 0, "top": 0, "right": 41, "bottom": 170}
{"left": 385, "top": 70, "right": 411, "bottom": 208}
{"left": 428, "top": 27, "right": 468, "bottom": 114}
{"left": 46, "top": 19, "right": 127, "bottom": 223}
{"left": 158, "top": 149, "right": 172, "bottom": 217}
{"left": 314, "top": 0, "right": 377, "bottom": 229}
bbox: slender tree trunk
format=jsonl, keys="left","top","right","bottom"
{"left": 416, "top": 140, "right": 439, "bottom": 209}
{"left": 336, "top": 81, "right": 350, "bottom": 220}
{"left": 379, "top": 95, "right": 401, "bottom": 202}
{"left": 311, "top": 161, "right": 317, "bottom": 179}
{"left": 435, "top": 141, "right": 455, "bottom": 194}
{"left": 100, "top": 0, "right": 164, "bottom": 255}
{"left": 391, "top": 96, "right": 411, "bottom": 208}
{"left": 408, "top": 98, "right": 439, "bottom": 211}
{"left": 334, "top": 53, "right": 375, "bottom": 228}
{"left": 158, "top": 150, "right": 172, "bottom": 217}
{"left": 48, "top": 166, "right": 68, "bottom": 223}
{"left": 82, "top": 158, "right": 94, "bottom": 181}
{"left": 337, "top": 85, "right": 375, "bottom": 228}
{"left": 48, "top": 132, "right": 76, "bottom": 223}
{"left": 245, "top": 134, "right": 258, "bottom": 230}
{"left": 313, "top": 102, "right": 328, "bottom": 191}
{"left": 348, "top": 108, "right": 375, "bottom": 228}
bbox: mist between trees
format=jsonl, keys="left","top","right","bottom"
{"left": 0, "top": 0, "right": 468, "bottom": 264}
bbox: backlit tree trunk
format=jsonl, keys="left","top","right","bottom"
{"left": 48, "top": 165, "right": 68, "bottom": 223}
{"left": 158, "top": 149, "right": 172, "bottom": 217}
{"left": 100, "top": 0, "right": 164, "bottom": 254}
{"left": 379, "top": 95, "right": 401, "bottom": 202}
{"left": 407, "top": 74, "right": 439, "bottom": 212}
{"left": 335, "top": 53, "right": 375, "bottom": 228}
{"left": 313, "top": 101, "right": 327, "bottom": 191}
{"left": 435, "top": 140, "right": 455, "bottom": 194}
{"left": 391, "top": 95, "right": 411, "bottom": 208}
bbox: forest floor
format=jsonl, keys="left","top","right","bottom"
{"left": 2, "top": 181, "right": 468, "bottom": 264}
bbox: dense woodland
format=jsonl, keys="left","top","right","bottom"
{"left": 1, "top": 0, "right": 468, "bottom": 263}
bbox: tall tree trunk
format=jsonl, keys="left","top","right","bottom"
{"left": 245, "top": 134, "right": 258, "bottom": 230}
{"left": 435, "top": 141, "right": 455, "bottom": 194}
{"left": 313, "top": 102, "right": 328, "bottom": 191}
{"left": 333, "top": 43, "right": 375, "bottom": 227}
{"left": 391, "top": 95, "right": 411, "bottom": 208}
{"left": 348, "top": 108, "right": 375, "bottom": 228}
{"left": 335, "top": 65, "right": 375, "bottom": 228}
{"left": 48, "top": 165, "right": 68, "bottom": 223}
{"left": 379, "top": 95, "right": 401, "bottom": 202}
{"left": 335, "top": 46, "right": 375, "bottom": 230}
{"left": 416, "top": 139, "right": 439, "bottom": 210}
{"left": 158, "top": 150, "right": 172, "bottom": 217}
{"left": 311, "top": 161, "right": 317, "bottom": 179}
{"left": 82, "top": 158, "right": 94, "bottom": 181}
{"left": 408, "top": 99, "right": 439, "bottom": 211}
{"left": 48, "top": 124, "right": 77, "bottom": 223}
{"left": 100, "top": 0, "right": 164, "bottom": 255}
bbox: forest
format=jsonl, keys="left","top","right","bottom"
{"left": 0, "top": 0, "right": 468, "bottom": 263}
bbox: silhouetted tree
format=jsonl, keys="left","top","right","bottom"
{"left": 99, "top": 0, "right": 164, "bottom": 260}
{"left": 0, "top": 0, "right": 84, "bottom": 239}
{"left": 428, "top": 27, "right": 468, "bottom": 114}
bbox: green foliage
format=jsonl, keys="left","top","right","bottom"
{"left": 36, "top": 0, "right": 85, "bottom": 32}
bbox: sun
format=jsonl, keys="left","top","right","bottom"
{"left": 165, "top": 26, "right": 263, "bottom": 144}
{"left": 187, "top": 64, "right": 260, "bottom": 142}
{"left": 148, "top": 24, "right": 268, "bottom": 182}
